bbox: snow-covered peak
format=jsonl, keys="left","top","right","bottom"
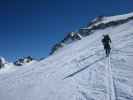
{"left": 79, "top": 12, "right": 133, "bottom": 37}
{"left": 87, "top": 12, "right": 133, "bottom": 29}
{"left": 0, "top": 57, "right": 14, "bottom": 72}
{"left": 0, "top": 57, "right": 6, "bottom": 64}
{"left": 104, "top": 12, "right": 133, "bottom": 22}
{"left": 51, "top": 12, "right": 133, "bottom": 54}
{"left": 0, "top": 57, "right": 8, "bottom": 69}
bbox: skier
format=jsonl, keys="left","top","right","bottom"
{"left": 102, "top": 34, "right": 112, "bottom": 57}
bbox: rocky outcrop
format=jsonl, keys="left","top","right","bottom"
{"left": 50, "top": 43, "right": 64, "bottom": 55}
{"left": 50, "top": 32, "right": 82, "bottom": 55}
{"left": 61, "top": 32, "right": 82, "bottom": 43}
{"left": 88, "top": 16, "right": 104, "bottom": 27}
{"left": 14, "top": 56, "right": 34, "bottom": 66}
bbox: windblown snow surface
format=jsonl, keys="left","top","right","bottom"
{"left": 0, "top": 13, "right": 133, "bottom": 100}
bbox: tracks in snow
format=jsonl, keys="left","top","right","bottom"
{"left": 105, "top": 56, "right": 116, "bottom": 100}
{"left": 64, "top": 51, "right": 117, "bottom": 100}
{"left": 63, "top": 56, "right": 105, "bottom": 79}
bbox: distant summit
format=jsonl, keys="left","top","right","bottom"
{"left": 14, "top": 56, "right": 35, "bottom": 66}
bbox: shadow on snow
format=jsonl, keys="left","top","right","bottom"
{"left": 63, "top": 56, "right": 105, "bottom": 79}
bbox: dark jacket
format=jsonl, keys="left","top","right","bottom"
{"left": 102, "top": 35, "right": 111, "bottom": 49}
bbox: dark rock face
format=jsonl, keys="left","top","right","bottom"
{"left": 14, "top": 56, "right": 34, "bottom": 66}
{"left": 14, "top": 59, "right": 23, "bottom": 66}
{"left": 50, "top": 32, "right": 82, "bottom": 55}
{"left": 61, "top": 32, "right": 82, "bottom": 43}
{"left": 79, "top": 29, "right": 92, "bottom": 36}
{"left": 50, "top": 43, "right": 64, "bottom": 55}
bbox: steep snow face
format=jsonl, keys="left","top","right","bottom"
{"left": 0, "top": 13, "right": 133, "bottom": 100}
{"left": 51, "top": 12, "right": 133, "bottom": 54}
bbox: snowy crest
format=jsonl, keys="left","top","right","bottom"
{"left": 0, "top": 57, "right": 7, "bottom": 64}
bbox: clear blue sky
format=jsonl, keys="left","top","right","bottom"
{"left": 0, "top": 0, "right": 133, "bottom": 61}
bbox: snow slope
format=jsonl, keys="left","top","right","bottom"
{"left": 0, "top": 12, "right": 133, "bottom": 100}
{"left": 87, "top": 12, "right": 133, "bottom": 29}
